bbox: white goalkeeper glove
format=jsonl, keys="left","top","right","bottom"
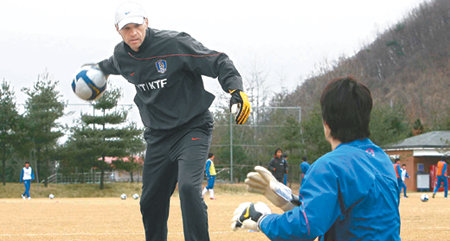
{"left": 245, "top": 166, "right": 301, "bottom": 211}
{"left": 231, "top": 202, "right": 271, "bottom": 231}
{"left": 82, "top": 63, "right": 109, "bottom": 79}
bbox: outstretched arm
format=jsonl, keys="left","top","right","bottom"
{"left": 98, "top": 56, "right": 121, "bottom": 76}
{"left": 177, "top": 32, "right": 243, "bottom": 93}
{"left": 246, "top": 166, "right": 300, "bottom": 212}
{"left": 259, "top": 162, "right": 341, "bottom": 240}
{"left": 176, "top": 33, "right": 250, "bottom": 124}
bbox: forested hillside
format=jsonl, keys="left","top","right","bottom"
{"left": 281, "top": 0, "right": 449, "bottom": 130}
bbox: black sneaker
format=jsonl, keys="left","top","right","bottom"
{"left": 432, "top": 193, "right": 436, "bottom": 198}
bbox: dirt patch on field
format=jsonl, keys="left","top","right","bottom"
{"left": 0, "top": 192, "right": 448, "bottom": 240}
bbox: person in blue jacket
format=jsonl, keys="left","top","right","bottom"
{"left": 234, "top": 76, "right": 401, "bottom": 240}
{"left": 300, "top": 156, "right": 310, "bottom": 185}
{"left": 432, "top": 157, "right": 448, "bottom": 198}
{"left": 393, "top": 159, "right": 403, "bottom": 196}
{"left": 20, "top": 161, "right": 35, "bottom": 200}
{"left": 202, "top": 153, "right": 217, "bottom": 200}
{"left": 400, "top": 164, "right": 410, "bottom": 198}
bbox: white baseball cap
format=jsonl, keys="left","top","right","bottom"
{"left": 115, "top": 2, "right": 147, "bottom": 30}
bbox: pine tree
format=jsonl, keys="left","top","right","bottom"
{"left": 66, "top": 88, "right": 144, "bottom": 189}
{"left": 22, "top": 73, "right": 65, "bottom": 187}
{"left": 0, "top": 81, "right": 20, "bottom": 185}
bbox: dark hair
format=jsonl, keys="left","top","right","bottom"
{"left": 24, "top": 161, "right": 30, "bottom": 164}
{"left": 208, "top": 153, "right": 214, "bottom": 158}
{"left": 302, "top": 156, "right": 307, "bottom": 161}
{"left": 283, "top": 154, "right": 288, "bottom": 158}
{"left": 274, "top": 148, "right": 282, "bottom": 156}
{"left": 402, "top": 164, "right": 406, "bottom": 167}
{"left": 320, "top": 76, "right": 372, "bottom": 143}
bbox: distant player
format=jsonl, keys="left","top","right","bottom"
{"left": 299, "top": 156, "right": 310, "bottom": 185}
{"left": 237, "top": 76, "right": 400, "bottom": 240}
{"left": 268, "top": 148, "right": 287, "bottom": 183}
{"left": 393, "top": 159, "right": 403, "bottom": 196}
{"left": 432, "top": 157, "right": 448, "bottom": 198}
{"left": 401, "top": 164, "right": 409, "bottom": 198}
{"left": 90, "top": 3, "right": 250, "bottom": 241}
{"left": 202, "top": 153, "right": 217, "bottom": 200}
{"left": 20, "top": 161, "right": 34, "bottom": 200}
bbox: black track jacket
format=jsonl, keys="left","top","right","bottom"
{"left": 98, "top": 28, "right": 243, "bottom": 130}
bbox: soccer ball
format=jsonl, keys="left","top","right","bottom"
{"left": 120, "top": 193, "right": 127, "bottom": 200}
{"left": 420, "top": 194, "right": 429, "bottom": 202}
{"left": 71, "top": 65, "right": 107, "bottom": 101}
{"left": 49, "top": 194, "right": 55, "bottom": 199}
{"left": 132, "top": 193, "right": 140, "bottom": 200}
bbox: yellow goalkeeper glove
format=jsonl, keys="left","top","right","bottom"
{"left": 229, "top": 89, "right": 251, "bottom": 124}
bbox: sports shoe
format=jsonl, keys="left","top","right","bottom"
{"left": 27, "top": 197, "right": 31, "bottom": 200}
{"left": 403, "top": 196, "right": 408, "bottom": 198}
{"left": 432, "top": 193, "right": 436, "bottom": 198}
{"left": 21, "top": 194, "right": 26, "bottom": 200}
{"left": 210, "top": 197, "right": 216, "bottom": 200}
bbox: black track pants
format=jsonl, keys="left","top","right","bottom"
{"left": 140, "top": 112, "right": 213, "bottom": 241}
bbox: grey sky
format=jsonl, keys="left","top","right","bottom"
{"left": 0, "top": 0, "right": 428, "bottom": 131}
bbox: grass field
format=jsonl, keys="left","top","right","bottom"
{"left": 0, "top": 184, "right": 449, "bottom": 240}
{"left": 0, "top": 183, "right": 249, "bottom": 198}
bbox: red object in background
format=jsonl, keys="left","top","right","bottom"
{"left": 430, "top": 165, "right": 445, "bottom": 192}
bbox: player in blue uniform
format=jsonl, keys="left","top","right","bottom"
{"left": 20, "top": 162, "right": 35, "bottom": 200}
{"left": 393, "top": 159, "right": 403, "bottom": 196}
{"left": 234, "top": 76, "right": 401, "bottom": 240}
{"left": 432, "top": 158, "right": 448, "bottom": 198}
{"left": 300, "top": 156, "right": 310, "bottom": 185}
{"left": 202, "top": 153, "right": 217, "bottom": 200}
{"left": 400, "top": 164, "right": 410, "bottom": 198}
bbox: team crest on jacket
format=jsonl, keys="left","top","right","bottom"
{"left": 155, "top": 59, "right": 167, "bottom": 74}
{"left": 365, "top": 148, "right": 375, "bottom": 157}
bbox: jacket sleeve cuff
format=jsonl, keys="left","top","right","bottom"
{"left": 258, "top": 213, "right": 278, "bottom": 233}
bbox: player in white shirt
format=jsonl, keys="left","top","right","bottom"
{"left": 400, "top": 164, "right": 409, "bottom": 198}
{"left": 20, "top": 162, "right": 35, "bottom": 200}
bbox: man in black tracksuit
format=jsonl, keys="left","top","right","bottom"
{"left": 268, "top": 148, "right": 287, "bottom": 182}
{"left": 94, "top": 3, "right": 250, "bottom": 241}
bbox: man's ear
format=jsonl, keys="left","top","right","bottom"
{"left": 323, "top": 120, "right": 330, "bottom": 138}
{"left": 144, "top": 18, "right": 149, "bottom": 28}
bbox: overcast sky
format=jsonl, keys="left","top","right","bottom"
{"left": 0, "top": 0, "right": 429, "bottom": 131}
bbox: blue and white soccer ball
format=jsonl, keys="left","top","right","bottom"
{"left": 49, "top": 194, "right": 55, "bottom": 199}
{"left": 72, "top": 65, "right": 107, "bottom": 101}
{"left": 132, "top": 193, "right": 140, "bottom": 200}
{"left": 420, "top": 194, "right": 429, "bottom": 202}
{"left": 120, "top": 193, "right": 127, "bottom": 200}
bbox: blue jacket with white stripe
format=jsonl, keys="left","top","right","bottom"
{"left": 260, "top": 138, "right": 401, "bottom": 241}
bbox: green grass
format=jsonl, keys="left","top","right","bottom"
{"left": 0, "top": 182, "right": 143, "bottom": 198}
{"left": 213, "top": 183, "right": 248, "bottom": 193}
{"left": 0, "top": 182, "right": 254, "bottom": 198}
